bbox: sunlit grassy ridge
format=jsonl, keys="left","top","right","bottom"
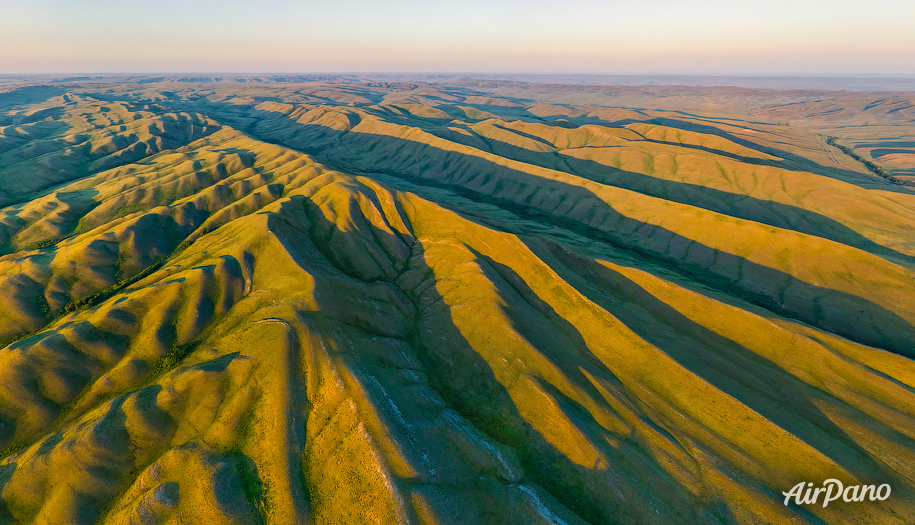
{"left": 0, "top": 81, "right": 914, "bottom": 525}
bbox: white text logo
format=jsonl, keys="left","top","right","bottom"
{"left": 783, "top": 479, "right": 890, "bottom": 507}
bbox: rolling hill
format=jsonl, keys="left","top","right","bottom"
{"left": 1, "top": 79, "right": 914, "bottom": 525}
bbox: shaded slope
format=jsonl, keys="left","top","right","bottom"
{"left": 1, "top": 83, "right": 914, "bottom": 525}
{"left": 0, "top": 88, "right": 219, "bottom": 207}
{"left": 176, "top": 99, "right": 915, "bottom": 355}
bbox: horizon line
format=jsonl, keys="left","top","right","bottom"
{"left": 4, "top": 72, "right": 915, "bottom": 79}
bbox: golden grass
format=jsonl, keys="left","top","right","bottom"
{"left": 0, "top": 82, "right": 913, "bottom": 524}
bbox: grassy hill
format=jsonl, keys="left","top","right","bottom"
{"left": 1, "top": 80, "right": 914, "bottom": 525}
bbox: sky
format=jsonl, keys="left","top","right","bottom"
{"left": 1, "top": 0, "right": 914, "bottom": 76}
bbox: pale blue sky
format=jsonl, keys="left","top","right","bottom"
{"left": 1, "top": 0, "right": 913, "bottom": 75}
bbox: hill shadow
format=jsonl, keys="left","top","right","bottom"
{"left": 147, "top": 98, "right": 915, "bottom": 357}
{"left": 0, "top": 85, "right": 68, "bottom": 113}
{"left": 209, "top": 97, "right": 915, "bottom": 267}
{"left": 294, "top": 202, "right": 739, "bottom": 524}
{"left": 555, "top": 154, "right": 915, "bottom": 266}
{"left": 436, "top": 119, "right": 915, "bottom": 265}
{"left": 499, "top": 108, "right": 915, "bottom": 196}
{"left": 611, "top": 117, "right": 915, "bottom": 194}
{"left": 289, "top": 151, "right": 915, "bottom": 521}
{"left": 0, "top": 462, "right": 16, "bottom": 522}
{"left": 529, "top": 237, "right": 915, "bottom": 487}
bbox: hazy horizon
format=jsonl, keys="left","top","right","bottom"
{"left": 4, "top": 72, "right": 915, "bottom": 78}
{"left": 2, "top": 0, "right": 914, "bottom": 76}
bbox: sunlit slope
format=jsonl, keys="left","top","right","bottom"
{"left": 241, "top": 99, "right": 915, "bottom": 256}
{"left": 0, "top": 127, "right": 308, "bottom": 345}
{"left": 192, "top": 99, "right": 915, "bottom": 355}
{"left": 1, "top": 133, "right": 913, "bottom": 524}
{"left": 0, "top": 90, "right": 218, "bottom": 207}
{"left": 1, "top": 83, "right": 915, "bottom": 525}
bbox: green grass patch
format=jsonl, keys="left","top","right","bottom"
{"left": 21, "top": 234, "right": 76, "bottom": 251}
{"left": 151, "top": 340, "right": 200, "bottom": 376}
{"left": 827, "top": 136, "right": 915, "bottom": 187}
{"left": 643, "top": 153, "right": 655, "bottom": 176}
{"left": 231, "top": 451, "right": 270, "bottom": 523}
{"left": 63, "top": 257, "right": 166, "bottom": 314}
{"left": 112, "top": 201, "right": 149, "bottom": 219}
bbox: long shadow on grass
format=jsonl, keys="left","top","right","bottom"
{"left": 612, "top": 116, "right": 915, "bottom": 194}
{"left": 438, "top": 121, "right": 915, "bottom": 265}
{"left": 145, "top": 98, "right": 915, "bottom": 356}
{"left": 530, "top": 236, "right": 915, "bottom": 491}
{"left": 0, "top": 462, "right": 15, "bottom": 522}
{"left": 0, "top": 86, "right": 68, "bottom": 113}
{"left": 293, "top": 198, "right": 740, "bottom": 524}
